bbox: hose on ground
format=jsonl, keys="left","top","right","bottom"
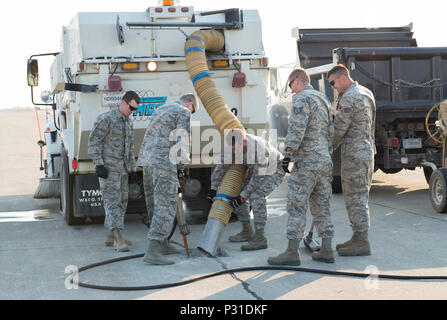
{"left": 72, "top": 253, "right": 447, "bottom": 291}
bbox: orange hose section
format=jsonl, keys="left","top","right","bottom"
{"left": 34, "top": 107, "right": 43, "bottom": 141}
{"left": 185, "top": 30, "right": 246, "bottom": 225}
{"left": 35, "top": 107, "right": 44, "bottom": 160}
{"left": 185, "top": 30, "right": 245, "bottom": 133}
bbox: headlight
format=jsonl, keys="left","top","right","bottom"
{"left": 146, "top": 61, "right": 158, "bottom": 72}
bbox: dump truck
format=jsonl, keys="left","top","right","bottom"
{"left": 268, "top": 23, "right": 447, "bottom": 192}
{"left": 27, "top": 1, "right": 269, "bottom": 225}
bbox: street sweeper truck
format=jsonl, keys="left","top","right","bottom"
{"left": 27, "top": 1, "right": 270, "bottom": 225}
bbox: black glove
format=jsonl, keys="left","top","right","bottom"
{"left": 129, "top": 171, "right": 138, "bottom": 184}
{"left": 230, "top": 195, "right": 244, "bottom": 209}
{"left": 206, "top": 189, "right": 217, "bottom": 203}
{"left": 281, "top": 157, "right": 291, "bottom": 173}
{"left": 95, "top": 165, "right": 108, "bottom": 179}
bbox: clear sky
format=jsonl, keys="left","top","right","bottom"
{"left": 2, "top": 0, "right": 446, "bottom": 109}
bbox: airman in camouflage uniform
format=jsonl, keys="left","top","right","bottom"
{"left": 268, "top": 68, "right": 335, "bottom": 266}
{"left": 138, "top": 94, "right": 198, "bottom": 265}
{"left": 328, "top": 64, "right": 376, "bottom": 256}
{"left": 208, "top": 132, "right": 285, "bottom": 251}
{"left": 88, "top": 90, "right": 140, "bottom": 252}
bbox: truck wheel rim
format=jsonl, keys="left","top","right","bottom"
{"left": 433, "top": 177, "right": 444, "bottom": 206}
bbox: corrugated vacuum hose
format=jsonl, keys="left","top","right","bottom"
{"left": 184, "top": 29, "right": 247, "bottom": 255}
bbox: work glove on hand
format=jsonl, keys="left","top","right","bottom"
{"left": 206, "top": 189, "right": 217, "bottom": 203}
{"left": 129, "top": 171, "right": 138, "bottom": 184}
{"left": 95, "top": 165, "right": 108, "bottom": 179}
{"left": 230, "top": 195, "right": 244, "bottom": 209}
{"left": 281, "top": 157, "right": 291, "bottom": 173}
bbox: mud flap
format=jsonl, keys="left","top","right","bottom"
{"left": 74, "top": 174, "right": 104, "bottom": 217}
{"left": 73, "top": 174, "right": 146, "bottom": 218}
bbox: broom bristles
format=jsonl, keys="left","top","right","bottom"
{"left": 33, "top": 178, "right": 61, "bottom": 199}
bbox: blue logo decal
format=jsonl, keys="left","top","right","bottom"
{"left": 133, "top": 96, "right": 167, "bottom": 117}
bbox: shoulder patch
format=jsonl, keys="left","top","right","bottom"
{"left": 293, "top": 106, "right": 304, "bottom": 114}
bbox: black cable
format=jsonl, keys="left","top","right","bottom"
{"left": 73, "top": 253, "right": 447, "bottom": 291}
{"left": 354, "top": 61, "right": 447, "bottom": 88}
{"left": 141, "top": 215, "right": 177, "bottom": 240}
{"left": 111, "top": 63, "right": 119, "bottom": 77}
{"left": 52, "top": 108, "right": 60, "bottom": 131}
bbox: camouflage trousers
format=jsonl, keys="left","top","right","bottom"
{"left": 341, "top": 158, "right": 374, "bottom": 232}
{"left": 142, "top": 166, "right": 155, "bottom": 226}
{"left": 286, "top": 165, "right": 334, "bottom": 240}
{"left": 145, "top": 166, "right": 178, "bottom": 241}
{"left": 236, "top": 165, "right": 285, "bottom": 231}
{"left": 99, "top": 170, "right": 129, "bottom": 230}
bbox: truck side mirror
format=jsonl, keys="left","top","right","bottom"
{"left": 40, "top": 90, "right": 53, "bottom": 103}
{"left": 27, "top": 59, "right": 39, "bottom": 87}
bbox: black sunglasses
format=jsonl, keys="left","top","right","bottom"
{"left": 288, "top": 78, "right": 296, "bottom": 89}
{"left": 329, "top": 75, "right": 341, "bottom": 87}
{"left": 126, "top": 101, "right": 137, "bottom": 111}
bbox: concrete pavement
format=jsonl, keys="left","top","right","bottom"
{"left": 1, "top": 109, "right": 446, "bottom": 301}
{"left": 1, "top": 169, "right": 447, "bottom": 300}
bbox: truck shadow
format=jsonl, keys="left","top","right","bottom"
{"left": 0, "top": 194, "right": 59, "bottom": 213}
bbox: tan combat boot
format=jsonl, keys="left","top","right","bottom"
{"left": 105, "top": 231, "right": 132, "bottom": 247}
{"left": 228, "top": 222, "right": 254, "bottom": 242}
{"left": 112, "top": 228, "right": 130, "bottom": 252}
{"left": 311, "top": 238, "right": 335, "bottom": 263}
{"left": 267, "top": 239, "right": 301, "bottom": 266}
{"left": 335, "top": 233, "right": 355, "bottom": 251}
{"left": 336, "top": 231, "right": 371, "bottom": 256}
{"left": 241, "top": 229, "right": 268, "bottom": 251}
{"left": 160, "top": 239, "right": 180, "bottom": 255}
{"left": 143, "top": 240, "right": 175, "bottom": 265}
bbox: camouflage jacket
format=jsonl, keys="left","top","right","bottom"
{"left": 137, "top": 101, "right": 191, "bottom": 172}
{"left": 333, "top": 81, "right": 376, "bottom": 160}
{"left": 283, "top": 86, "right": 334, "bottom": 170}
{"left": 88, "top": 108, "right": 136, "bottom": 173}
{"left": 211, "top": 134, "right": 283, "bottom": 199}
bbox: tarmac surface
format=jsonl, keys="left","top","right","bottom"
{"left": 1, "top": 108, "right": 447, "bottom": 302}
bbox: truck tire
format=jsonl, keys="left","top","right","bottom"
{"left": 182, "top": 168, "right": 212, "bottom": 224}
{"left": 60, "top": 148, "right": 84, "bottom": 225}
{"left": 332, "top": 176, "right": 342, "bottom": 194}
{"left": 429, "top": 168, "right": 447, "bottom": 213}
{"left": 268, "top": 104, "right": 289, "bottom": 138}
